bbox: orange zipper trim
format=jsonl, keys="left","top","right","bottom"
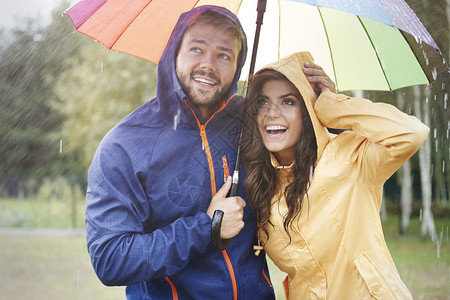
{"left": 262, "top": 269, "right": 272, "bottom": 287}
{"left": 183, "top": 93, "right": 236, "bottom": 194}
{"left": 164, "top": 276, "right": 179, "bottom": 300}
{"left": 199, "top": 125, "right": 217, "bottom": 194}
{"left": 222, "top": 250, "right": 238, "bottom": 300}
{"left": 183, "top": 94, "right": 239, "bottom": 299}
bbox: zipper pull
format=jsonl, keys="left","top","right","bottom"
{"left": 200, "top": 126, "right": 206, "bottom": 150}
{"left": 222, "top": 155, "right": 230, "bottom": 183}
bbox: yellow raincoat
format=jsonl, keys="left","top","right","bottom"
{"left": 258, "top": 52, "right": 429, "bottom": 299}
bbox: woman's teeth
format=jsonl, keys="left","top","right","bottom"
{"left": 266, "top": 125, "right": 287, "bottom": 134}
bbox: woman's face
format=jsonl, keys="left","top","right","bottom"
{"left": 256, "top": 79, "right": 304, "bottom": 165}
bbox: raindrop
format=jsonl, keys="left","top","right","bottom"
{"left": 420, "top": 208, "right": 423, "bottom": 221}
{"left": 100, "top": 62, "right": 103, "bottom": 73}
{"left": 422, "top": 50, "right": 429, "bottom": 66}
{"left": 432, "top": 68, "right": 438, "bottom": 80}
{"left": 59, "top": 139, "right": 63, "bottom": 153}
{"left": 434, "top": 128, "right": 437, "bottom": 138}
{"left": 444, "top": 93, "right": 448, "bottom": 109}
{"left": 443, "top": 160, "right": 446, "bottom": 173}
{"left": 414, "top": 35, "right": 420, "bottom": 44}
{"left": 173, "top": 109, "right": 180, "bottom": 130}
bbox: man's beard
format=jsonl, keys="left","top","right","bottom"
{"left": 180, "top": 70, "right": 233, "bottom": 113}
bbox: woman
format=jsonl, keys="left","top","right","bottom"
{"left": 241, "top": 52, "right": 429, "bottom": 299}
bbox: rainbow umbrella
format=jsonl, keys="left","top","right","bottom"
{"left": 66, "top": 0, "right": 449, "bottom": 92}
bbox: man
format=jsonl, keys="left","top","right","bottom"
{"left": 86, "top": 6, "right": 273, "bottom": 299}
{"left": 86, "top": 5, "right": 334, "bottom": 299}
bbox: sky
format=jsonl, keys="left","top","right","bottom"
{"left": 0, "top": 0, "right": 74, "bottom": 30}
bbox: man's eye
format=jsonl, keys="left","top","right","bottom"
{"left": 218, "top": 53, "right": 230, "bottom": 60}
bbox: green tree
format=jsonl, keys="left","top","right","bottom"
{"left": 54, "top": 33, "right": 157, "bottom": 170}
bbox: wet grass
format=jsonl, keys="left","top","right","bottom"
{"left": 1, "top": 198, "right": 449, "bottom": 299}
{"left": 0, "top": 235, "right": 124, "bottom": 300}
{"left": 0, "top": 198, "right": 85, "bottom": 228}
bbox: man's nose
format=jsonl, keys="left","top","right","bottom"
{"left": 199, "top": 53, "right": 216, "bottom": 71}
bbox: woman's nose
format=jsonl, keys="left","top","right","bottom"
{"left": 266, "top": 102, "right": 281, "bottom": 117}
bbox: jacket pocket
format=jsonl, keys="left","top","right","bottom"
{"left": 354, "top": 253, "right": 393, "bottom": 299}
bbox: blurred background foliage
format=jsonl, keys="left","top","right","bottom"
{"left": 0, "top": 0, "right": 449, "bottom": 230}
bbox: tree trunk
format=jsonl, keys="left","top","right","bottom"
{"left": 400, "top": 160, "right": 412, "bottom": 234}
{"left": 414, "top": 86, "right": 437, "bottom": 241}
{"left": 397, "top": 91, "right": 412, "bottom": 234}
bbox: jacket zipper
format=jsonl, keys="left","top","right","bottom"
{"left": 184, "top": 96, "right": 239, "bottom": 300}
{"left": 165, "top": 276, "right": 179, "bottom": 300}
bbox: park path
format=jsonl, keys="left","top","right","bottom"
{"left": 0, "top": 228, "right": 85, "bottom": 236}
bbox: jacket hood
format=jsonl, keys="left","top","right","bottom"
{"left": 257, "top": 52, "right": 330, "bottom": 160}
{"left": 156, "top": 5, "right": 248, "bottom": 121}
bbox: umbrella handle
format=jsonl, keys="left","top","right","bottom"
{"left": 248, "top": 0, "right": 267, "bottom": 77}
{"left": 229, "top": 0, "right": 267, "bottom": 196}
{"left": 229, "top": 170, "right": 239, "bottom": 196}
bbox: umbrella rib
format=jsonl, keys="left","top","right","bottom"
{"left": 109, "top": 1, "right": 154, "bottom": 49}
{"left": 356, "top": 16, "right": 392, "bottom": 91}
{"left": 317, "top": 7, "right": 338, "bottom": 92}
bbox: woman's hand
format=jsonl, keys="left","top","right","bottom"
{"left": 303, "top": 62, "right": 337, "bottom": 94}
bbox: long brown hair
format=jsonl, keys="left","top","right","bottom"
{"left": 241, "top": 69, "right": 317, "bottom": 239}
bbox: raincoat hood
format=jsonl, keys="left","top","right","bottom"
{"left": 256, "top": 52, "right": 330, "bottom": 160}
{"left": 156, "top": 5, "right": 248, "bottom": 122}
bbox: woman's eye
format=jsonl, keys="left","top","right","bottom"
{"left": 282, "top": 98, "right": 296, "bottom": 106}
{"left": 257, "top": 98, "right": 269, "bottom": 108}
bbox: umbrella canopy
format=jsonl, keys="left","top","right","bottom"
{"left": 66, "top": 0, "right": 449, "bottom": 91}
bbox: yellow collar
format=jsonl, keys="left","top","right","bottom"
{"left": 270, "top": 153, "right": 295, "bottom": 170}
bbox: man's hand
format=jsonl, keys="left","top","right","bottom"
{"left": 303, "top": 62, "right": 337, "bottom": 94}
{"left": 207, "top": 177, "right": 246, "bottom": 239}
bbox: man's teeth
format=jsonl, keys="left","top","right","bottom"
{"left": 194, "top": 77, "right": 215, "bottom": 85}
{"left": 266, "top": 125, "right": 287, "bottom": 131}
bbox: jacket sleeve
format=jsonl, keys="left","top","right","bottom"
{"left": 85, "top": 138, "right": 212, "bottom": 286}
{"left": 314, "top": 91, "right": 429, "bottom": 184}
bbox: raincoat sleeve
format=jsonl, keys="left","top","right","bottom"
{"left": 85, "top": 138, "right": 212, "bottom": 286}
{"left": 314, "top": 91, "right": 429, "bottom": 184}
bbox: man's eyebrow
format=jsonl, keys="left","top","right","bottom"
{"left": 189, "top": 39, "right": 235, "bottom": 54}
{"left": 190, "top": 39, "right": 207, "bottom": 45}
{"left": 217, "top": 46, "right": 234, "bottom": 54}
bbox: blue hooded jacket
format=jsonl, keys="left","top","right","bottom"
{"left": 86, "top": 5, "right": 275, "bottom": 300}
